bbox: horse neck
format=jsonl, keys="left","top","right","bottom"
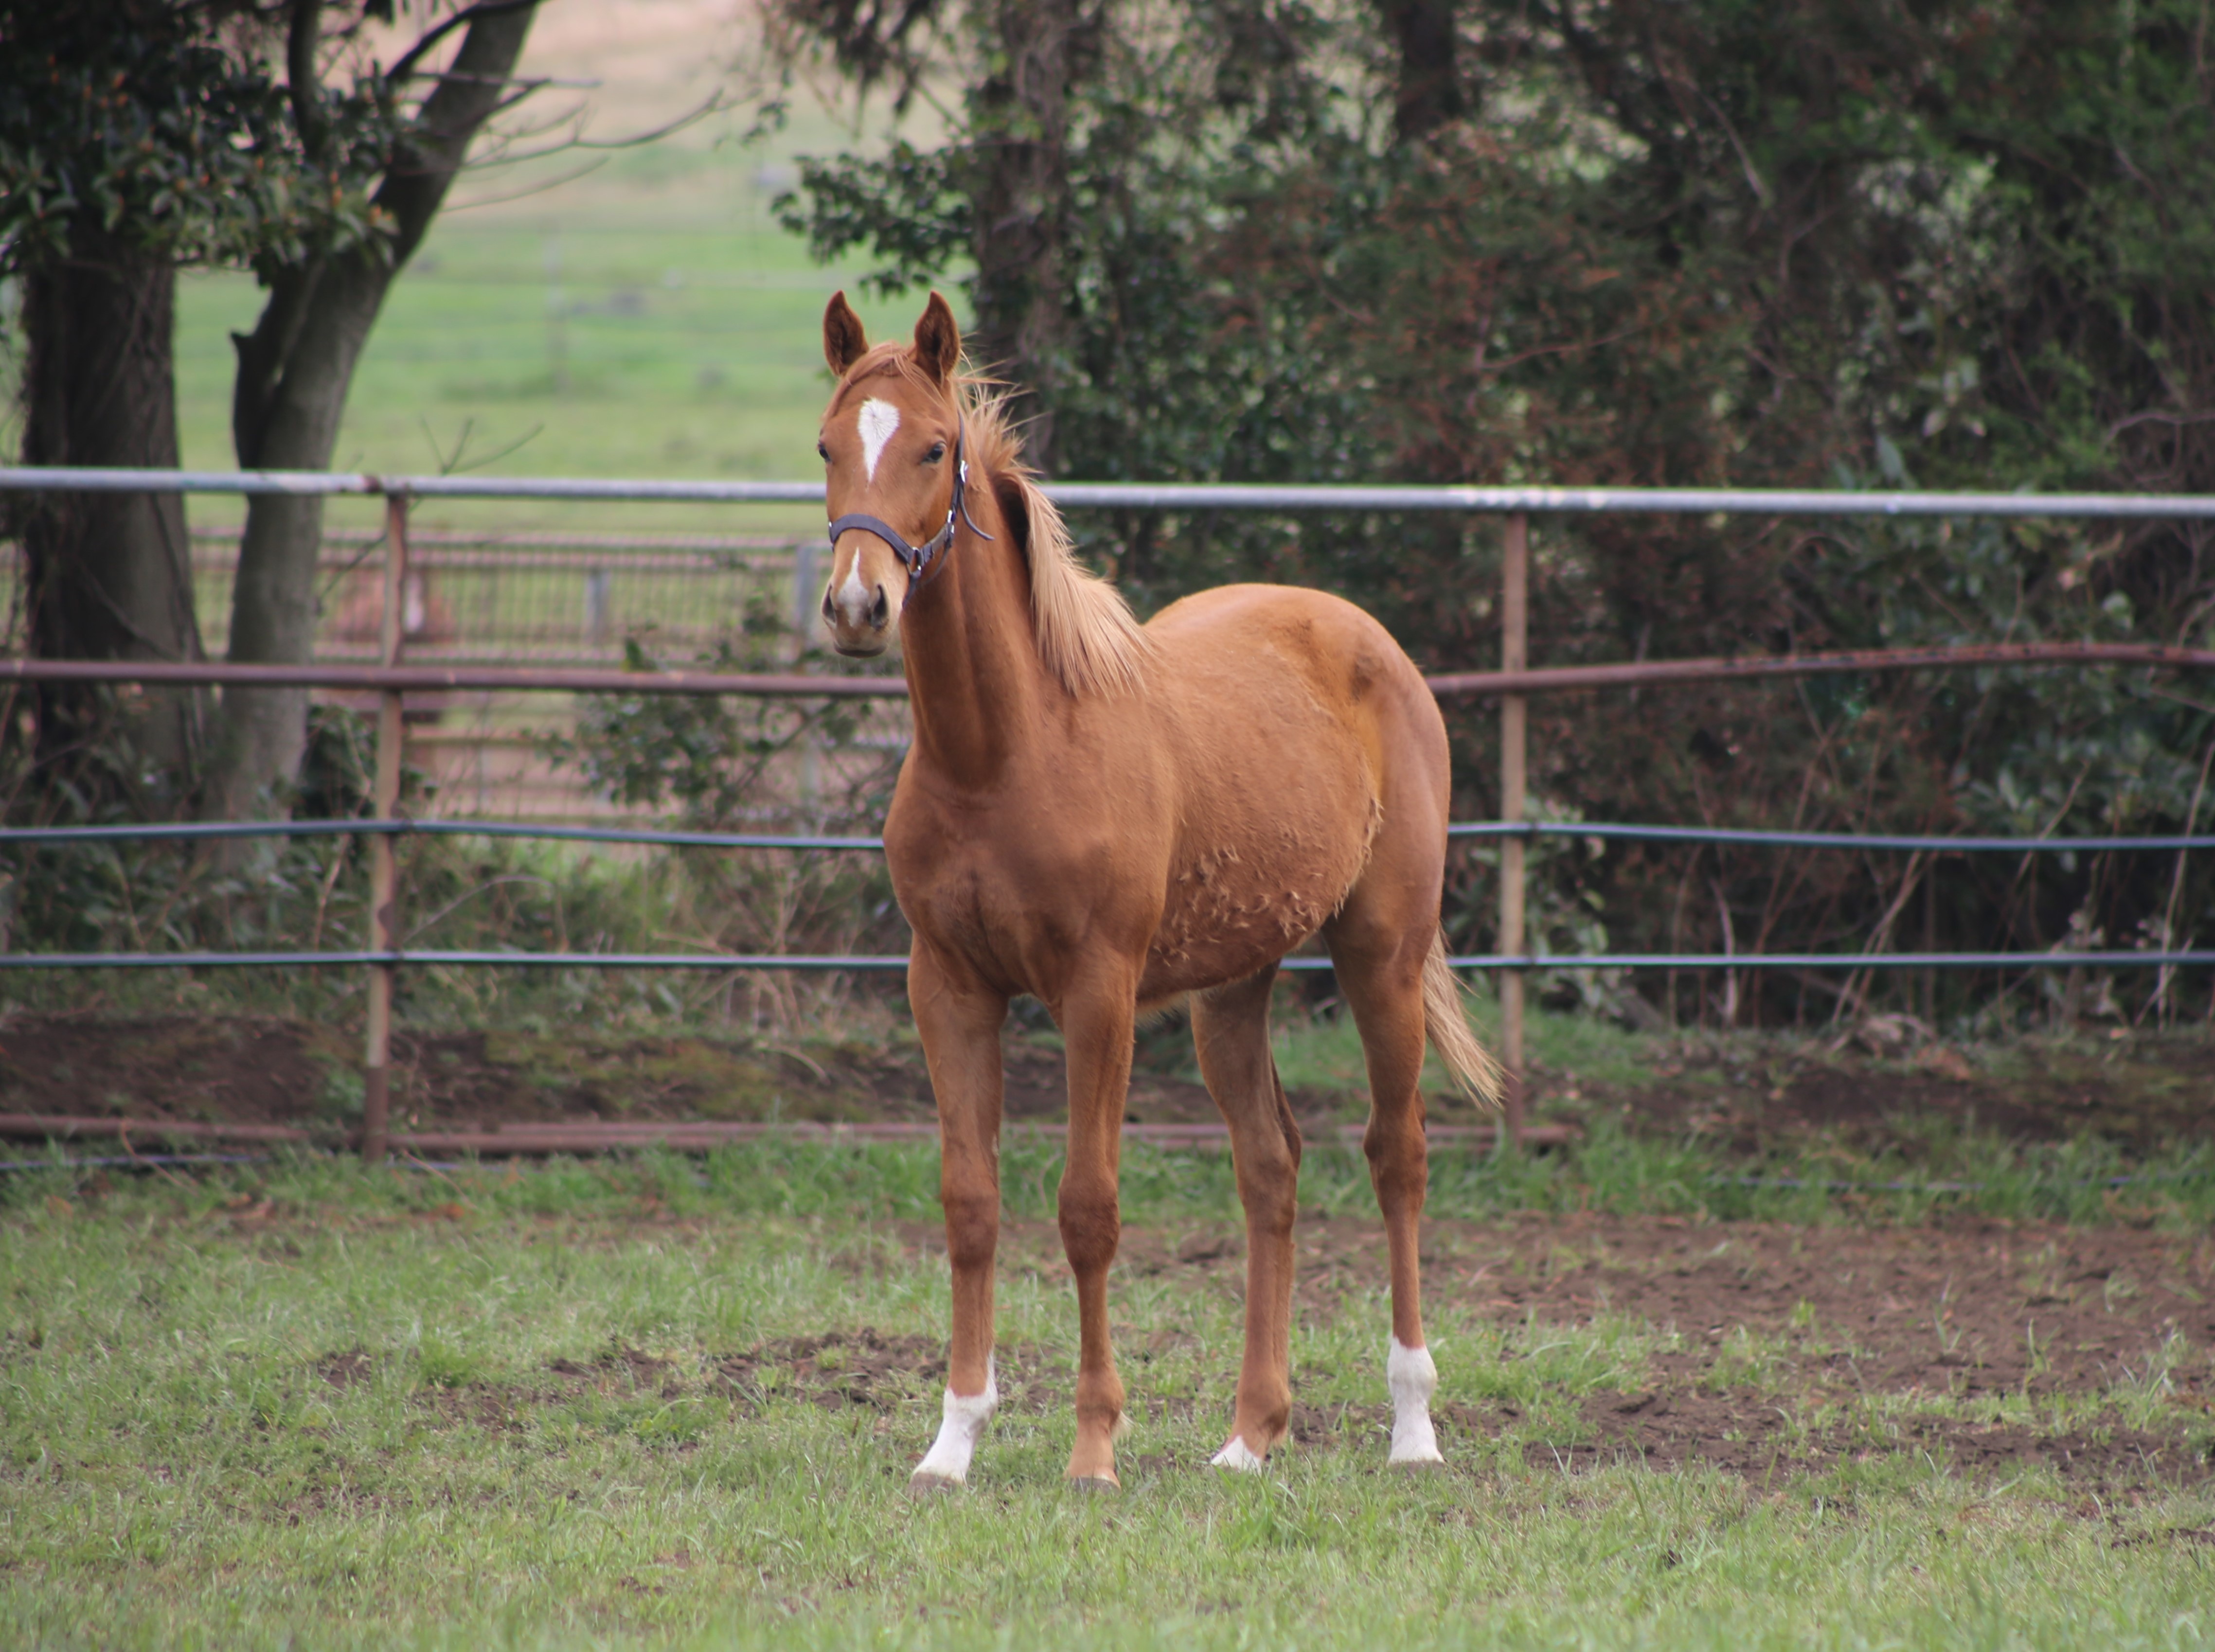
{"left": 896, "top": 473, "right": 1050, "bottom": 789}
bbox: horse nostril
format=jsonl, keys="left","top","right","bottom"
{"left": 821, "top": 586, "right": 836, "bottom": 622}
{"left": 869, "top": 585, "right": 889, "bottom": 627}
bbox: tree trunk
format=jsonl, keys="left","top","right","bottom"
{"left": 1375, "top": 0, "right": 1465, "bottom": 142}
{"left": 963, "top": 0, "right": 1090, "bottom": 476}
{"left": 18, "top": 235, "right": 204, "bottom": 789}
{"left": 201, "top": 0, "right": 539, "bottom": 820}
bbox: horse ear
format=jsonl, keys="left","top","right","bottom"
{"left": 911, "top": 291, "right": 961, "bottom": 382}
{"left": 823, "top": 292, "right": 869, "bottom": 374}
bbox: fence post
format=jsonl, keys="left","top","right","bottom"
{"left": 1496, "top": 513, "right": 1529, "bottom": 1155}
{"left": 361, "top": 489, "right": 409, "bottom": 1163}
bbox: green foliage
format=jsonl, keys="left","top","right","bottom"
{"left": 775, "top": 0, "right": 2215, "bottom": 1029}
{"left": 538, "top": 622, "right": 912, "bottom": 1018}
{"left": 0, "top": 1, "right": 399, "bottom": 275}
{"left": 556, "top": 625, "right": 897, "bottom": 836}
{"left": 0, "top": 746, "right": 859, "bottom": 1035}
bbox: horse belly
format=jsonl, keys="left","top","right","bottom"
{"left": 1139, "top": 757, "right": 1377, "bottom": 999}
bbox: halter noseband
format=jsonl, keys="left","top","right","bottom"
{"left": 825, "top": 416, "right": 994, "bottom": 590}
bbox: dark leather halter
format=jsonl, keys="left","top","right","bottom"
{"left": 825, "top": 415, "right": 995, "bottom": 591}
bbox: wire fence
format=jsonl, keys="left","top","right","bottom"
{"left": 1, "top": 816, "right": 2211, "bottom": 972}
{"left": 4, "top": 463, "right": 2214, "bottom": 1155}
{"left": 170, "top": 525, "right": 804, "bottom": 665}
{"left": 7, "top": 465, "right": 2215, "bottom": 516}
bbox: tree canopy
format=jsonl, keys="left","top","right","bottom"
{"left": 771, "top": 0, "right": 2215, "bottom": 1024}
{"left": 2, "top": 0, "right": 541, "bottom": 821}
{"left": 0, "top": 0, "right": 396, "bottom": 279}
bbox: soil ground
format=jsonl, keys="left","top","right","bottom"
{"left": 286, "top": 1208, "right": 2215, "bottom": 1496}
{"left": 1, "top": 1010, "right": 2207, "bottom": 1146}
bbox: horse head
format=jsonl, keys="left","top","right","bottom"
{"left": 816, "top": 289, "right": 968, "bottom": 657}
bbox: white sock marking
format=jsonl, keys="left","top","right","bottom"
{"left": 912, "top": 1365, "right": 997, "bottom": 1485}
{"left": 1387, "top": 1337, "right": 1443, "bottom": 1464}
{"left": 857, "top": 398, "right": 900, "bottom": 480}
{"left": 1209, "top": 1435, "right": 1266, "bottom": 1472}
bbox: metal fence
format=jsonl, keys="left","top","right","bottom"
{"left": 0, "top": 527, "right": 806, "bottom": 662}
{"left": 3, "top": 464, "right": 2214, "bottom": 1157}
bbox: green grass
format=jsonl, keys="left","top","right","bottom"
{"left": 4, "top": 1123, "right": 2208, "bottom": 1230}
{"left": 170, "top": 141, "right": 933, "bottom": 542}
{"left": 2, "top": 1157, "right": 2212, "bottom": 1651}
{"left": 1268, "top": 993, "right": 1656, "bottom": 1101}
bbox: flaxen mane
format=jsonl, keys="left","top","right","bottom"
{"left": 838, "top": 345, "right": 1153, "bottom": 698}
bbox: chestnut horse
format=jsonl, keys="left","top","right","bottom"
{"left": 816, "top": 291, "right": 1499, "bottom": 1490}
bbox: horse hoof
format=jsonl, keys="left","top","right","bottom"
{"left": 1069, "top": 1473, "right": 1121, "bottom": 1493}
{"left": 908, "top": 1470, "right": 963, "bottom": 1495}
{"left": 1389, "top": 1454, "right": 1445, "bottom": 1471}
{"left": 1209, "top": 1437, "right": 1267, "bottom": 1473}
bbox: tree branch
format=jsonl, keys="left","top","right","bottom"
{"left": 374, "top": 1, "right": 541, "bottom": 266}
{"left": 287, "top": 0, "right": 327, "bottom": 161}
{"left": 383, "top": 0, "right": 540, "bottom": 89}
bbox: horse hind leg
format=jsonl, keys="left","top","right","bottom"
{"left": 1326, "top": 898, "right": 1445, "bottom": 1466}
{"left": 1191, "top": 966, "right": 1302, "bottom": 1469}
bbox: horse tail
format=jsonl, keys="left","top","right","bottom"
{"left": 1422, "top": 930, "right": 1503, "bottom": 1110}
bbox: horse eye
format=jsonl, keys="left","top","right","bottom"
{"left": 817, "top": 441, "right": 830, "bottom": 462}
{"left": 924, "top": 442, "right": 947, "bottom": 463}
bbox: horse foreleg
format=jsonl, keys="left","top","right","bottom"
{"left": 908, "top": 947, "right": 1009, "bottom": 1491}
{"left": 1331, "top": 920, "right": 1444, "bottom": 1466}
{"left": 1055, "top": 975, "right": 1137, "bottom": 1489}
{"left": 1192, "top": 967, "right": 1302, "bottom": 1469}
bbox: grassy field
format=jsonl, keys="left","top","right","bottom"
{"left": 171, "top": 134, "right": 930, "bottom": 542}
{"left": 1, "top": 1144, "right": 2212, "bottom": 1651}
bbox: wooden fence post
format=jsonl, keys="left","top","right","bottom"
{"left": 361, "top": 489, "right": 409, "bottom": 1163}
{"left": 1496, "top": 513, "right": 1528, "bottom": 1155}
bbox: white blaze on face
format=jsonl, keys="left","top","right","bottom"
{"left": 834, "top": 550, "right": 871, "bottom": 623}
{"left": 857, "top": 397, "right": 901, "bottom": 481}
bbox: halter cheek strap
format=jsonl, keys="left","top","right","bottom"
{"left": 825, "top": 416, "right": 994, "bottom": 590}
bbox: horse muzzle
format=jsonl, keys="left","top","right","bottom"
{"left": 822, "top": 560, "right": 899, "bottom": 656}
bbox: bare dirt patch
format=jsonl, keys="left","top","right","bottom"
{"left": 550, "top": 1344, "right": 686, "bottom": 1395}
{"left": 5, "top": 1012, "right": 2209, "bottom": 1149}
{"left": 0, "top": 1014, "right": 1226, "bottom": 1136}
{"left": 1287, "top": 1214, "right": 2215, "bottom": 1398}
{"left": 316, "top": 1348, "right": 376, "bottom": 1390}
{"left": 1577, "top": 1034, "right": 2215, "bottom": 1151}
{"left": 1128, "top": 1214, "right": 2211, "bottom": 1489}
{"left": 1537, "top": 1386, "right": 2198, "bottom": 1490}
{"left": 710, "top": 1329, "right": 1066, "bottom": 1418}
{"left": 0, "top": 1015, "right": 347, "bottom": 1127}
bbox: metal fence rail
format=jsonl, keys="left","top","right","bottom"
{"left": 6, "top": 817, "right": 2212, "bottom": 853}
{"left": 1445, "top": 822, "right": 2215, "bottom": 852}
{"left": 176, "top": 525, "right": 803, "bottom": 666}
{"left": 7, "top": 464, "right": 2215, "bottom": 518}
{"left": 3, "top": 948, "right": 2207, "bottom": 972}
{"left": 5, "top": 463, "right": 2213, "bottom": 1158}
{"left": 6, "top": 638, "right": 2214, "bottom": 701}
{"left": 0, "top": 820, "right": 890, "bottom": 850}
